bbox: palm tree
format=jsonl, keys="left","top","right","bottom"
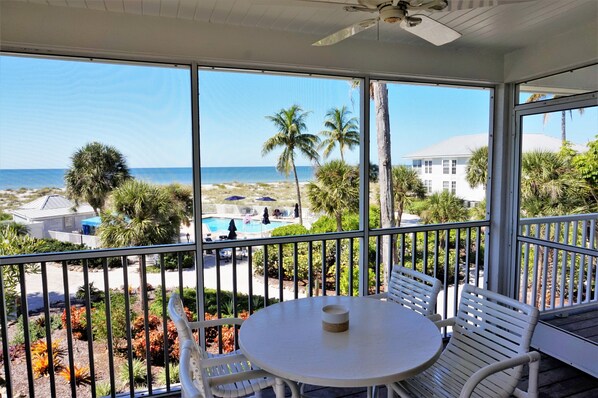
{"left": 262, "top": 105, "right": 320, "bottom": 225}
{"left": 421, "top": 191, "right": 468, "bottom": 225}
{"left": 319, "top": 105, "right": 359, "bottom": 161}
{"left": 65, "top": 142, "right": 131, "bottom": 215}
{"left": 306, "top": 160, "right": 359, "bottom": 232}
{"left": 99, "top": 180, "right": 179, "bottom": 248}
{"left": 370, "top": 82, "right": 396, "bottom": 269}
{"left": 520, "top": 150, "right": 590, "bottom": 217}
{"left": 465, "top": 146, "right": 489, "bottom": 189}
{"left": 525, "top": 94, "right": 585, "bottom": 144}
{"left": 392, "top": 165, "right": 425, "bottom": 228}
{"left": 163, "top": 183, "right": 193, "bottom": 242}
{"left": 99, "top": 180, "right": 181, "bottom": 295}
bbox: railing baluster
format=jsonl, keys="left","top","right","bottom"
{"left": 411, "top": 231, "right": 416, "bottom": 270}
{"left": 540, "top": 224, "right": 550, "bottom": 311}
{"left": 580, "top": 220, "right": 588, "bottom": 303}
{"left": 465, "top": 228, "right": 471, "bottom": 284}
{"left": 453, "top": 229, "right": 460, "bottom": 316}
{"left": 308, "top": 241, "right": 313, "bottom": 297}
{"left": 40, "top": 262, "right": 57, "bottom": 397}
{"left": 522, "top": 224, "right": 530, "bottom": 303}
{"left": 590, "top": 220, "right": 597, "bottom": 302}
{"left": 140, "top": 255, "right": 152, "bottom": 394}
{"left": 159, "top": 253, "right": 171, "bottom": 390}
{"left": 121, "top": 255, "right": 135, "bottom": 398}
{"left": 18, "top": 263, "right": 35, "bottom": 397}
{"left": 278, "top": 243, "right": 283, "bottom": 302}
{"left": 321, "top": 240, "right": 327, "bottom": 296}
{"left": 443, "top": 229, "right": 450, "bottom": 322}
{"left": 263, "top": 245, "right": 269, "bottom": 304}
{"left": 550, "top": 223, "right": 560, "bottom": 310}
{"left": 248, "top": 248, "right": 254, "bottom": 314}
{"left": 423, "top": 231, "right": 429, "bottom": 275}
{"left": 560, "top": 222, "right": 570, "bottom": 308}
{"left": 530, "top": 224, "right": 540, "bottom": 308}
{"left": 348, "top": 238, "right": 354, "bottom": 297}
{"left": 400, "top": 233, "right": 406, "bottom": 267}
{"left": 102, "top": 258, "right": 117, "bottom": 396}
{"left": 572, "top": 220, "right": 581, "bottom": 305}
{"left": 293, "top": 242, "right": 299, "bottom": 300}
{"left": 375, "top": 236, "right": 381, "bottom": 294}
{"left": 82, "top": 259, "right": 97, "bottom": 398}
{"left": 475, "top": 227, "right": 481, "bottom": 287}
{"left": 0, "top": 266, "right": 13, "bottom": 398}
{"left": 335, "top": 239, "right": 341, "bottom": 296}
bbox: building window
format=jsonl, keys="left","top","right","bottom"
{"left": 412, "top": 160, "right": 422, "bottom": 169}
{"left": 451, "top": 159, "right": 457, "bottom": 174}
{"left": 443, "top": 159, "right": 449, "bottom": 174}
{"left": 424, "top": 180, "right": 432, "bottom": 193}
{"left": 451, "top": 181, "right": 457, "bottom": 194}
{"left": 443, "top": 181, "right": 449, "bottom": 192}
{"left": 424, "top": 160, "right": 433, "bottom": 174}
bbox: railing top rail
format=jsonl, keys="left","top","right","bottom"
{"left": 0, "top": 242, "right": 195, "bottom": 265}
{"left": 368, "top": 219, "right": 489, "bottom": 236}
{"left": 519, "top": 213, "right": 598, "bottom": 225}
{"left": 518, "top": 235, "right": 598, "bottom": 257}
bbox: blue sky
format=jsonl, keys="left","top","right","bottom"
{"left": 0, "top": 55, "right": 595, "bottom": 170}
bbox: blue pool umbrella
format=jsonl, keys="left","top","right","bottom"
{"left": 225, "top": 195, "right": 245, "bottom": 201}
{"left": 256, "top": 196, "right": 276, "bottom": 202}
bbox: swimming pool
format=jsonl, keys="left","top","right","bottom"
{"left": 202, "top": 217, "right": 289, "bottom": 234}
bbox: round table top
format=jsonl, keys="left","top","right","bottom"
{"left": 239, "top": 296, "right": 443, "bottom": 388}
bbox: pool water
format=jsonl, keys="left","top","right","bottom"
{"left": 202, "top": 217, "right": 288, "bottom": 233}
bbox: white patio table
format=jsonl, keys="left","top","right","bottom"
{"left": 239, "top": 296, "right": 443, "bottom": 398}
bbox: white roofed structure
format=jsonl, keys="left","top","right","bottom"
{"left": 10, "top": 194, "right": 95, "bottom": 239}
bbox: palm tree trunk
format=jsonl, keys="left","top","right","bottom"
{"left": 561, "top": 111, "right": 566, "bottom": 144}
{"left": 373, "top": 82, "right": 395, "bottom": 272}
{"left": 292, "top": 163, "right": 303, "bottom": 225}
{"left": 335, "top": 212, "right": 343, "bottom": 232}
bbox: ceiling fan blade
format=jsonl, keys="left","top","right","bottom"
{"left": 312, "top": 18, "right": 378, "bottom": 46}
{"left": 399, "top": 14, "right": 461, "bottom": 46}
{"left": 443, "top": 0, "right": 535, "bottom": 12}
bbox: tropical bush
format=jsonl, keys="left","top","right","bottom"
{"left": 91, "top": 291, "right": 137, "bottom": 341}
{"left": 118, "top": 358, "right": 147, "bottom": 387}
{"left": 11, "top": 314, "right": 62, "bottom": 345}
{"left": 157, "top": 363, "right": 180, "bottom": 385}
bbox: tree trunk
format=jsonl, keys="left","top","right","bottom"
{"left": 561, "top": 111, "right": 566, "bottom": 144}
{"left": 292, "top": 163, "right": 303, "bottom": 225}
{"left": 335, "top": 212, "right": 343, "bottom": 232}
{"left": 372, "top": 82, "right": 396, "bottom": 273}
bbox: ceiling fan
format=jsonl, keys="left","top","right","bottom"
{"left": 311, "top": 0, "right": 525, "bottom": 47}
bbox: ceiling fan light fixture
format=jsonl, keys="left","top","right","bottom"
{"left": 379, "top": 5, "right": 406, "bottom": 23}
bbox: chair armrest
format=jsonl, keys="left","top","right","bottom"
{"left": 459, "top": 351, "right": 542, "bottom": 398}
{"left": 434, "top": 316, "right": 456, "bottom": 329}
{"left": 201, "top": 353, "right": 249, "bottom": 368}
{"left": 208, "top": 369, "right": 271, "bottom": 386}
{"left": 368, "top": 292, "right": 388, "bottom": 300}
{"left": 426, "top": 313, "right": 442, "bottom": 322}
{"left": 188, "top": 317, "right": 244, "bottom": 330}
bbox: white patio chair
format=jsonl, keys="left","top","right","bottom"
{"left": 371, "top": 265, "right": 443, "bottom": 320}
{"left": 168, "top": 292, "right": 299, "bottom": 398}
{"left": 180, "top": 339, "right": 214, "bottom": 398}
{"left": 387, "top": 284, "right": 541, "bottom": 398}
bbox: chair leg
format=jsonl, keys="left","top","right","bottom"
{"left": 273, "top": 378, "right": 286, "bottom": 398}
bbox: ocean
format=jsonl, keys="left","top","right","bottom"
{"left": 0, "top": 166, "right": 315, "bottom": 190}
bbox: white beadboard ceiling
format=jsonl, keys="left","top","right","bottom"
{"left": 10, "top": 0, "right": 598, "bottom": 55}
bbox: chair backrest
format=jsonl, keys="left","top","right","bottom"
{"left": 387, "top": 265, "right": 443, "bottom": 316}
{"left": 168, "top": 292, "right": 194, "bottom": 342}
{"left": 443, "top": 284, "right": 539, "bottom": 397}
{"left": 180, "top": 339, "right": 213, "bottom": 398}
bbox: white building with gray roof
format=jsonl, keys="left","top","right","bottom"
{"left": 404, "top": 134, "right": 586, "bottom": 204}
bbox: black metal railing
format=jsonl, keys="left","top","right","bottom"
{"left": 0, "top": 220, "right": 489, "bottom": 397}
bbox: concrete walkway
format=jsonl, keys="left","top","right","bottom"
{"left": 22, "top": 254, "right": 304, "bottom": 312}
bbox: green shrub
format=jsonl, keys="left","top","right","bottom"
{"left": 95, "top": 381, "right": 113, "bottom": 397}
{"left": 118, "top": 358, "right": 147, "bottom": 387}
{"left": 75, "top": 282, "right": 104, "bottom": 303}
{"left": 156, "top": 363, "right": 180, "bottom": 385}
{"left": 339, "top": 265, "right": 376, "bottom": 296}
{"left": 91, "top": 291, "right": 137, "bottom": 341}
{"left": 11, "top": 314, "right": 62, "bottom": 345}
{"left": 163, "top": 252, "right": 194, "bottom": 270}
{"left": 271, "top": 224, "right": 308, "bottom": 237}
